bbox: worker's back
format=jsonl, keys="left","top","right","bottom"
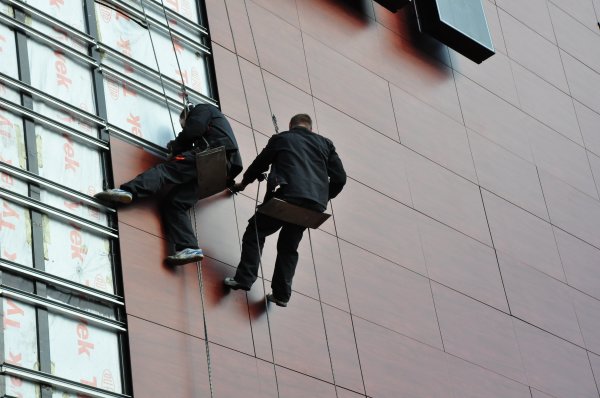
{"left": 267, "top": 127, "right": 345, "bottom": 211}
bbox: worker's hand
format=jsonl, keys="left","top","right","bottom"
{"left": 166, "top": 140, "right": 175, "bottom": 159}
{"left": 228, "top": 182, "right": 247, "bottom": 195}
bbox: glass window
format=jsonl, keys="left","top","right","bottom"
{"left": 0, "top": 16, "right": 19, "bottom": 78}
{"left": 26, "top": 0, "right": 86, "bottom": 32}
{"left": 2, "top": 298, "right": 39, "bottom": 397}
{"left": 49, "top": 314, "right": 123, "bottom": 393}
{"left": 43, "top": 217, "right": 114, "bottom": 294}
{"left": 27, "top": 40, "right": 96, "bottom": 113}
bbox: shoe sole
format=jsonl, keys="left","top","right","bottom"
{"left": 267, "top": 296, "right": 288, "bottom": 307}
{"left": 95, "top": 192, "right": 133, "bottom": 205}
{"left": 223, "top": 280, "right": 250, "bottom": 291}
{"left": 165, "top": 255, "right": 204, "bottom": 266}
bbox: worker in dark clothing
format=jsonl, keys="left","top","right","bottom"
{"left": 224, "top": 114, "right": 346, "bottom": 307}
{"left": 95, "top": 103, "right": 243, "bottom": 266}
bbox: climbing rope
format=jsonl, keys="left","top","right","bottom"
{"left": 137, "top": 0, "right": 178, "bottom": 139}
{"left": 138, "top": 0, "right": 215, "bottom": 394}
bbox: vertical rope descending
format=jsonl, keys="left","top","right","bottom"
{"left": 155, "top": 0, "right": 189, "bottom": 104}
{"left": 140, "top": 0, "right": 215, "bottom": 393}
{"left": 251, "top": 180, "right": 281, "bottom": 398}
{"left": 137, "top": 0, "right": 178, "bottom": 139}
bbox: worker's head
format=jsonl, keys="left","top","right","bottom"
{"left": 289, "top": 114, "right": 312, "bottom": 131}
{"left": 179, "top": 102, "right": 194, "bottom": 128}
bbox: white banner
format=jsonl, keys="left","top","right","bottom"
{"left": 3, "top": 298, "right": 40, "bottom": 398}
{"left": 0, "top": 18, "right": 19, "bottom": 78}
{"left": 28, "top": 40, "right": 95, "bottom": 112}
{"left": 43, "top": 217, "right": 114, "bottom": 293}
{"left": 49, "top": 314, "right": 122, "bottom": 393}
{"left": 0, "top": 87, "right": 34, "bottom": 268}
{"left": 26, "top": 0, "right": 85, "bottom": 31}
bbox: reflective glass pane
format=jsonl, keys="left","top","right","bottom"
{"left": 2, "top": 298, "right": 39, "bottom": 397}
{"left": 43, "top": 216, "right": 114, "bottom": 294}
{"left": 26, "top": 0, "right": 86, "bottom": 31}
{"left": 27, "top": 40, "right": 96, "bottom": 112}
{"left": 49, "top": 314, "right": 123, "bottom": 393}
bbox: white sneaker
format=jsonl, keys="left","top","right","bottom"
{"left": 165, "top": 248, "right": 204, "bottom": 266}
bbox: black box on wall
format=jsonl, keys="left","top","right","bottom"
{"left": 414, "top": 0, "right": 495, "bottom": 63}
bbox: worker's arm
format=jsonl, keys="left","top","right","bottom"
{"left": 168, "top": 106, "right": 213, "bottom": 155}
{"left": 327, "top": 144, "right": 346, "bottom": 200}
{"left": 231, "top": 136, "right": 279, "bottom": 192}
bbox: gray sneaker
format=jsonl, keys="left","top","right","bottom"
{"left": 94, "top": 189, "right": 133, "bottom": 204}
{"left": 165, "top": 248, "right": 204, "bottom": 266}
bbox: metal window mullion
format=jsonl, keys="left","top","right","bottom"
{"left": 1, "top": 0, "right": 95, "bottom": 45}
{"left": 1, "top": 287, "right": 126, "bottom": 331}
{"left": 0, "top": 259, "right": 124, "bottom": 306}
{"left": 0, "top": 98, "right": 109, "bottom": 150}
{"left": 0, "top": 161, "right": 115, "bottom": 214}
{"left": 97, "top": 43, "right": 217, "bottom": 106}
{"left": 2, "top": 364, "right": 131, "bottom": 398}
{"left": 12, "top": 9, "right": 52, "bottom": 394}
{"left": 0, "top": 188, "right": 119, "bottom": 239}
{"left": 99, "top": 64, "right": 187, "bottom": 108}
{"left": 0, "top": 13, "right": 97, "bottom": 67}
{"left": 0, "top": 71, "right": 106, "bottom": 127}
{"left": 104, "top": 124, "right": 168, "bottom": 156}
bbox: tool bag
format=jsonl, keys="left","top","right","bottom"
{"left": 258, "top": 198, "right": 331, "bottom": 229}
{"left": 195, "top": 146, "right": 228, "bottom": 200}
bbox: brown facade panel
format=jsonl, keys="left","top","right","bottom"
{"left": 212, "top": 44, "right": 252, "bottom": 126}
{"left": 119, "top": 222, "right": 205, "bottom": 336}
{"left": 468, "top": 130, "right": 549, "bottom": 221}
{"left": 333, "top": 179, "right": 427, "bottom": 275}
{"left": 322, "top": 304, "right": 365, "bottom": 394}
{"left": 391, "top": 84, "right": 477, "bottom": 183}
{"left": 115, "top": 0, "right": 600, "bottom": 396}
{"left": 432, "top": 283, "right": 526, "bottom": 384}
{"left": 245, "top": 1, "right": 311, "bottom": 92}
{"left": 128, "top": 316, "right": 209, "bottom": 397}
{"left": 110, "top": 136, "right": 165, "bottom": 237}
{"left": 419, "top": 215, "right": 508, "bottom": 312}
{"left": 499, "top": 9, "right": 569, "bottom": 93}
{"left": 482, "top": 190, "right": 565, "bottom": 280}
{"left": 514, "top": 319, "right": 598, "bottom": 398}
{"left": 341, "top": 241, "right": 443, "bottom": 349}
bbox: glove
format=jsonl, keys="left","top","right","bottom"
{"left": 166, "top": 140, "right": 175, "bottom": 159}
{"left": 228, "top": 182, "right": 247, "bottom": 195}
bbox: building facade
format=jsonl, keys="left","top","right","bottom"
{"left": 2, "top": 0, "right": 600, "bottom": 397}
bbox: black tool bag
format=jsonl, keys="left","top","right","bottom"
{"left": 258, "top": 198, "right": 331, "bottom": 229}
{"left": 195, "top": 146, "right": 228, "bottom": 200}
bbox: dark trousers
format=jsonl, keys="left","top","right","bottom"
{"left": 235, "top": 211, "right": 306, "bottom": 301}
{"left": 121, "top": 151, "right": 200, "bottom": 252}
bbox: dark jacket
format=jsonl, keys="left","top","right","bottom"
{"left": 169, "top": 103, "right": 243, "bottom": 180}
{"left": 241, "top": 127, "right": 346, "bottom": 211}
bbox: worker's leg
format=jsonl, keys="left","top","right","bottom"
{"left": 121, "top": 152, "right": 197, "bottom": 199}
{"left": 161, "top": 180, "right": 201, "bottom": 251}
{"left": 271, "top": 223, "right": 306, "bottom": 302}
{"left": 233, "top": 213, "right": 282, "bottom": 288}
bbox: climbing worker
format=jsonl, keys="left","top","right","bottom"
{"left": 95, "top": 103, "right": 243, "bottom": 266}
{"left": 224, "top": 114, "right": 346, "bottom": 307}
